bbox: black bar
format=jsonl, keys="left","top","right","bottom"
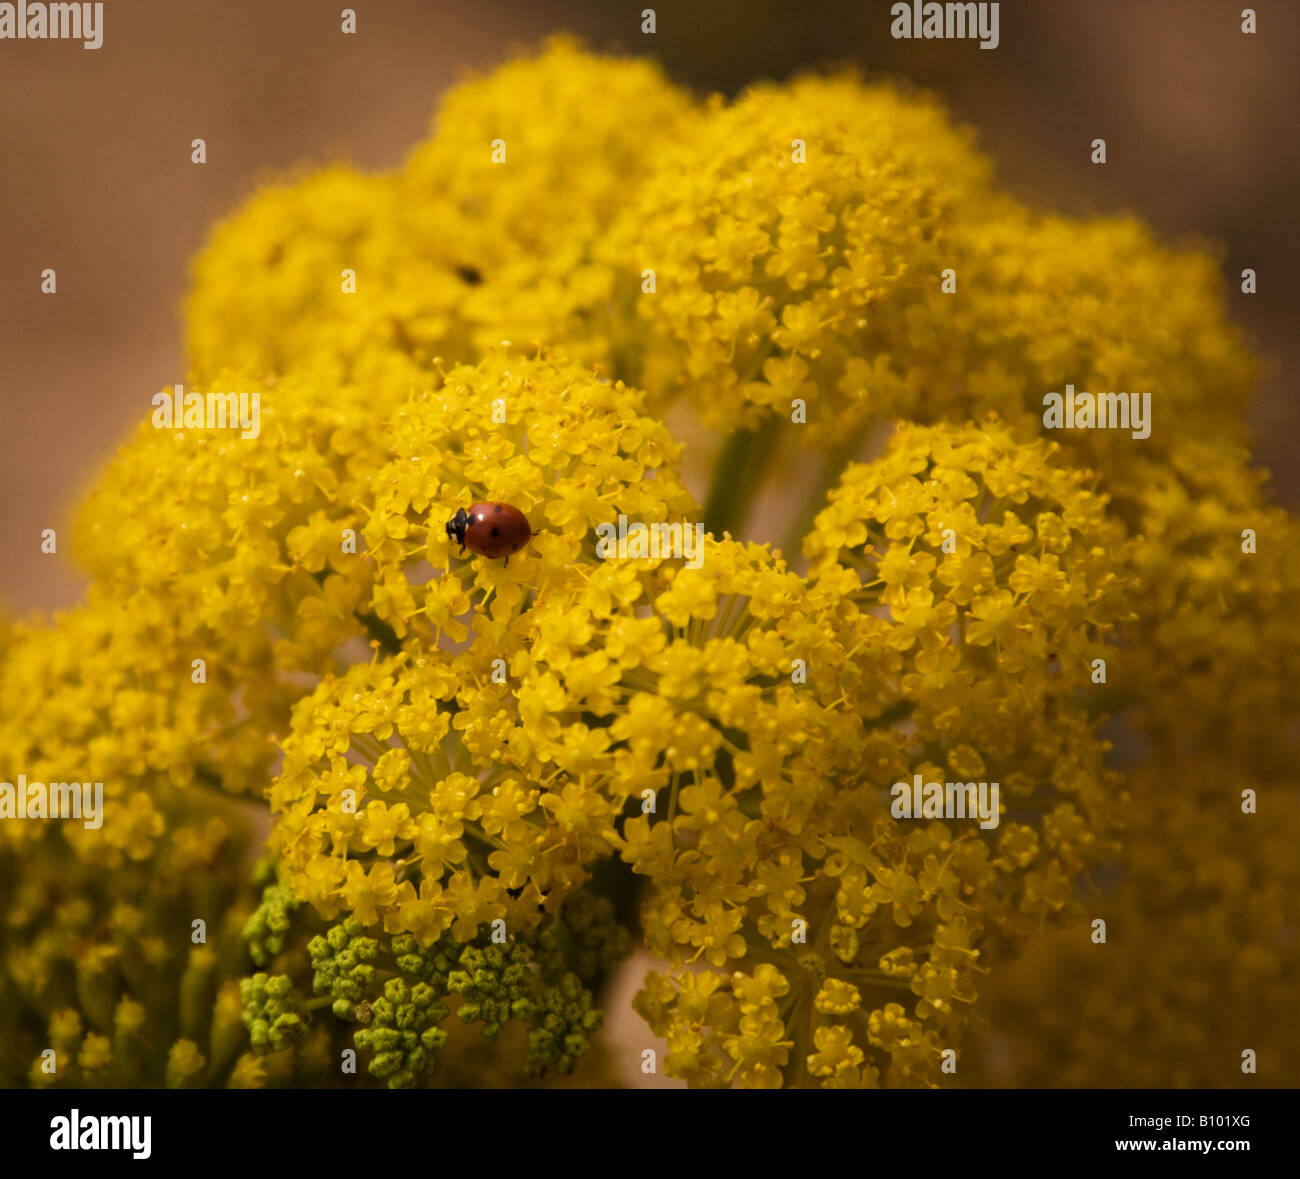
{"left": 0, "top": 1087, "right": 1290, "bottom": 1165}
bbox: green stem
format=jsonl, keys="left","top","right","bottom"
{"left": 779, "top": 420, "right": 875, "bottom": 561}
{"left": 703, "top": 418, "right": 782, "bottom": 539}
{"left": 354, "top": 610, "right": 403, "bottom": 656}
{"left": 786, "top": 990, "right": 815, "bottom": 1090}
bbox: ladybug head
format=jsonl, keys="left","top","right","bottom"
{"left": 445, "top": 507, "right": 470, "bottom": 550}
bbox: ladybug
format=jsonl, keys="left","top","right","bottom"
{"left": 446, "top": 501, "right": 532, "bottom": 562}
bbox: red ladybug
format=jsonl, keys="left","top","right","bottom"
{"left": 446, "top": 502, "right": 532, "bottom": 562}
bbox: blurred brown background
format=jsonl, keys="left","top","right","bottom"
{"left": 2, "top": 0, "right": 1296, "bottom": 613}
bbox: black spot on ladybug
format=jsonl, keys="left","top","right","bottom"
{"left": 490, "top": 527, "right": 499, "bottom": 537}
{"left": 455, "top": 265, "right": 483, "bottom": 285}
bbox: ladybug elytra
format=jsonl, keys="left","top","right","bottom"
{"left": 446, "top": 501, "right": 532, "bottom": 562}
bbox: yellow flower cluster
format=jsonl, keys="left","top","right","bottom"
{"left": 0, "top": 602, "right": 258, "bottom": 1087}
{"left": 969, "top": 747, "right": 1300, "bottom": 1089}
{"left": 262, "top": 352, "right": 693, "bottom": 934}
{"left": 928, "top": 219, "right": 1295, "bottom": 1086}
{"left": 631, "top": 420, "right": 1135, "bottom": 1087}
{"left": 359, "top": 351, "right": 695, "bottom": 642}
{"left": 268, "top": 355, "right": 870, "bottom": 964}
{"left": 811, "top": 420, "right": 1136, "bottom": 912}
{"left": 72, "top": 358, "right": 427, "bottom": 791}
{"left": 0, "top": 595, "right": 250, "bottom": 857}
{"left": 600, "top": 75, "right": 991, "bottom": 440}
{"left": 176, "top": 37, "right": 1258, "bottom": 481}
{"left": 73, "top": 38, "right": 700, "bottom": 792}
{"left": 4, "top": 37, "right": 1294, "bottom": 1091}
{"left": 968, "top": 484, "right": 1300, "bottom": 1087}
{"left": 271, "top": 649, "right": 625, "bottom": 942}
{"left": 399, "top": 37, "right": 694, "bottom": 370}
{"left": 929, "top": 206, "right": 1258, "bottom": 499}
{"left": 1122, "top": 455, "right": 1297, "bottom": 747}
{"left": 186, "top": 167, "right": 415, "bottom": 386}
{"left": 186, "top": 37, "right": 693, "bottom": 387}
